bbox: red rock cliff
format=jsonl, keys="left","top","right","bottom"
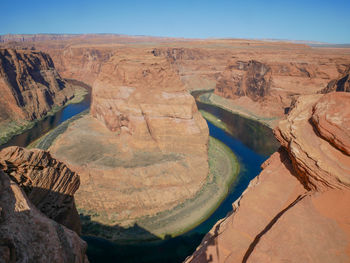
{"left": 0, "top": 48, "right": 74, "bottom": 124}
{"left": 186, "top": 92, "right": 350, "bottom": 263}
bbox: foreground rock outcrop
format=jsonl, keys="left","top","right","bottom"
{"left": 0, "top": 147, "right": 88, "bottom": 262}
{"left": 0, "top": 146, "right": 81, "bottom": 233}
{"left": 48, "top": 48, "right": 209, "bottom": 240}
{"left": 0, "top": 48, "right": 75, "bottom": 143}
{"left": 187, "top": 92, "right": 350, "bottom": 262}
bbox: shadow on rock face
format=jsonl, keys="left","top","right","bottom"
{"left": 0, "top": 172, "right": 88, "bottom": 263}
{"left": 79, "top": 214, "right": 209, "bottom": 263}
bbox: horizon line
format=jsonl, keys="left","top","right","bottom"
{"left": 0, "top": 33, "right": 349, "bottom": 45}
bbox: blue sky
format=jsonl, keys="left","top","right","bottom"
{"left": 1, "top": 0, "right": 349, "bottom": 43}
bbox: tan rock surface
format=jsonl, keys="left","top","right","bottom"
{"left": 311, "top": 92, "right": 350, "bottom": 155}
{"left": 275, "top": 92, "right": 350, "bottom": 190}
{"left": 0, "top": 146, "right": 81, "bottom": 234}
{"left": 0, "top": 170, "right": 88, "bottom": 263}
{"left": 48, "top": 48, "right": 209, "bottom": 239}
{"left": 186, "top": 92, "right": 350, "bottom": 263}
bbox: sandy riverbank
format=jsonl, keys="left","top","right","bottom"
{"left": 198, "top": 91, "right": 280, "bottom": 128}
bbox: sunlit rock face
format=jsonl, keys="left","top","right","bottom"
{"left": 49, "top": 48, "right": 209, "bottom": 240}
{"left": 186, "top": 92, "right": 350, "bottom": 263}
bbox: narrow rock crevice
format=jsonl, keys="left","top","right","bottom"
{"left": 242, "top": 194, "right": 307, "bottom": 263}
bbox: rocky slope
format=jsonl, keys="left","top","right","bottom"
{"left": 0, "top": 147, "right": 88, "bottom": 262}
{"left": 215, "top": 60, "right": 272, "bottom": 101}
{"left": 321, "top": 65, "right": 350, "bottom": 93}
{"left": 0, "top": 48, "right": 75, "bottom": 142}
{"left": 186, "top": 92, "right": 350, "bottom": 262}
{"left": 0, "top": 146, "right": 81, "bottom": 233}
{"left": 48, "top": 47, "right": 209, "bottom": 240}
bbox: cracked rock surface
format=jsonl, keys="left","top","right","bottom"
{"left": 186, "top": 92, "right": 350, "bottom": 263}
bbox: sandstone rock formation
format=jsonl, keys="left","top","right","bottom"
{"left": 0, "top": 146, "right": 81, "bottom": 233}
{"left": 47, "top": 47, "right": 114, "bottom": 85}
{"left": 0, "top": 48, "right": 74, "bottom": 122}
{"left": 48, "top": 48, "right": 209, "bottom": 240}
{"left": 275, "top": 92, "right": 350, "bottom": 190}
{"left": 0, "top": 48, "right": 76, "bottom": 143}
{"left": 151, "top": 42, "right": 350, "bottom": 124}
{"left": 187, "top": 92, "right": 350, "bottom": 262}
{"left": 3, "top": 35, "right": 349, "bottom": 124}
{"left": 321, "top": 65, "right": 350, "bottom": 93}
{"left": 215, "top": 60, "right": 272, "bottom": 101}
{"left": 0, "top": 170, "right": 88, "bottom": 263}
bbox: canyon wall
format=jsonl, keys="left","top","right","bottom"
{"left": 3, "top": 36, "right": 349, "bottom": 123}
{"left": 152, "top": 43, "right": 350, "bottom": 122}
{"left": 46, "top": 46, "right": 115, "bottom": 85}
{"left": 186, "top": 92, "right": 350, "bottom": 262}
{"left": 0, "top": 147, "right": 88, "bottom": 262}
{"left": 0, "top": 48, "right": 74, "bottom": 122}
{"left": 321, "top": 65, "right": 350, "bottom": 93}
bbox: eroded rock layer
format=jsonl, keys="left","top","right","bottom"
{"left": 0, "top": 48, "right": 74, "bottom": 123}
{"left": 48, "top": 48, "right": 209, "bottom": 239}
{"left": 0, "top": 170, "right": 88, "bottom": 263}
{"left": 321, "top": 65, "right": 350, "bottom": 93}
{"left": 0, "top": 146, "right": 81, "bottom": 234}
{"left": 187, "top": 92, "right": 350, "bottom": 263}
{"left": 3, "top": 36, "right": 350, "bottom": 125}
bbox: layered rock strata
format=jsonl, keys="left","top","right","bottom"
{"left": 0, "top": 48, "right": 74, "bottom": 123}
{"left": 3, "top": 36, "right": 349, "bottom": 123}
{"left": 0, "top": 147, "right": 88, "bottom": 262}
{"left": 187, "top": 92, "right": 350, "bottom": 262}
{"left": 321, "top": 65, "right": 350, "bottom": 93}
{"left": 0, "top": 146, "right": 81, "bottom": 233}
{"left": 215, "top": 60, "right": 272, "bottom": 101}
{"left": 48, "top": 48, "right": 209, "bottom": 239}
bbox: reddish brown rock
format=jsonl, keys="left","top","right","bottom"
{"left": 0, "top": 48, "right": 74, "bottom": 123}
{"left": 186, "top": 92, "right": 350, "bottom": 263}
{"left": 275, "top": 93, "right": 350, "bottom": 190}
{"left": 3, "top": 35, "right": 349, "bottom": 124}
{"left": 0, "top": 170, "right": 88, "bottom": 263}
{"left": 215, "top": 60, "right": 272, "bottom": 101}
{"left": 0, "top": 146, "right": 81, "bottom": 234}
{"left": 311, "top": 92, "right": 350, "bottom": 155}
{"left": 321, "top": 65, "right": 350, "bottom": 93}
{"left": 48, "top": 48, "right": 209, "bottom": 240}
